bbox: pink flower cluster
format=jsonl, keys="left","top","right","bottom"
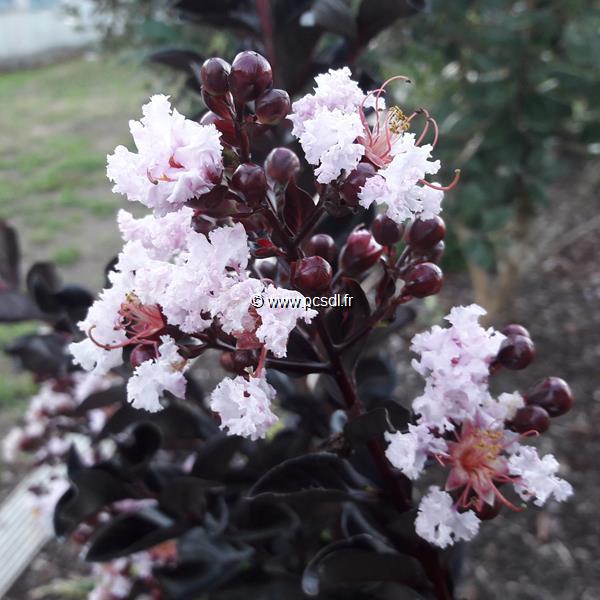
{"left": 2, "top": 372, "right": 111, "bottom": 465}
{"left": 384, "top": 305, "right": 572, "bottom": 548}
{"left": 71, "top": 97, "right": 317, "bottom": 436}
{"left": 289, "top": 68, "right": 445, "bottom": 223}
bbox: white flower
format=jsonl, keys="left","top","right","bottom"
{"left": 415, "top": 486, "right": 480, "bottom": 548}
{"left": 358, "top": 133, "right": 442, "bottom": 224}
{"left": 410, "top": 304, "right": 505, "bottom": 430}
{"left": 508, "top": 446, "right": 573, "bottom": 506}
{"left": 483, "top": 391, "right": 526, "bottom": 422}
{"left": 296, "top": 107, "right": 365, "bottom": 184}
{"left": 145, "top": 223, "right": 250, "bottom": 334}
{"left": 212, "top": 278, "right": 263, "bottom": 335}
{"left": 289, "top": 68, "right": 369, "bottom": 184}
{"left": 289, "top": 67, "right": 365, "bottom": 138}
{"left": 107, "top": 95, "right": 223, "bottom": 216}
{"left": 384, "top": 424, "right": 447, "bottom": 480}
{"left": 209, "top": 375, "right": 278, "bottom": 440}
{"left": 127, "top": 336, "right": 187, "bottom": 412}
{"left": 256, "top": 285, "right": 317, "bottom": 357}
{"left": 117, "top": 207, "right": 193, "bottom": 260}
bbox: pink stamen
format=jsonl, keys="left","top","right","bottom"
{"left": 420, "top": 169, "right": 461, "bottom": 191}
{"left": 254, "top": 346, "right": 268, "bottom": 378}
{"left": 88, "top": 297, "right": 166, "bottom": 351}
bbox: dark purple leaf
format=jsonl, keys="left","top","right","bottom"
{"left": 73, "top": 385, "right": 126, "bottom": 416}
{"left": 54, "top": 468, "right": 134, "bottom": 536}
{"left": 303, "top": 0, "right": 357, "bottom": 39}
{"left": 302, "top": 534, "right": 427, "bottom": 596}
{"left": 282, "top": 179, "right": 317, "bottom": 235}
{"left": 344, "top": 407, "right": 395, "bottom": 446}
{"left": 357, "top": 0, "right": 425, "bottom": 42}
{"left": 0, "top": 220, "right": 20, "bottom": 289}
{"left": 85, "top": 508, "right": 181, "bottom": 561}
{"left": 148, "top": 49, "right": 204, "bottom": 72}
{"left": 26, "top": 262, "right": 62, "bottom": 313}
{"left": 5, "top": 333, "right": 69, "bottom": 380}
{"left": 248, "top": 452, "right": 374, "bottom": 503}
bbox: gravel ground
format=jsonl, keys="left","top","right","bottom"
{"left": 448, "top": 159, "right": 600, "bottom": 599}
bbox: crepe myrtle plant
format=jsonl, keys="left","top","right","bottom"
{"left": 1, "top": 52, "right": 574, "bottom": 600}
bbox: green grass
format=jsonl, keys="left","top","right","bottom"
{"left": 53, "top": 246, "right": 82, "bottom": 266}
{"left": 0, "top": 54, "right": 153, "bottom": 406}
{"left": 0, "top": 323, "right": 39, "bottom": 408}
{"left": 0, "top": 55, "right": 150, "bottom": 228}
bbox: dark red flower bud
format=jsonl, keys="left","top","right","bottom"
{"left": 20, "top": 434, "right": 43, "bottom": 452}
{"left": 420, "top": 240, "right": 445, "bottom": 264}
{"left": 230, "top": 163, "right": 267, "bottom": 206}
{"left": 292, "top": 256, "right": 332, "bottom": 294}
{"left": 473, "top": 500, "right": 502, "bottom": 521}
{"left": 200, "top": 58, "right": 231, "bottom": 96}
{"left": 339, "top": 229, "right": 383, "bottom": 275}
{"left": 200, "top": 111, "right": 237, "bottom": 146}
{"left": 339, "top": 163, "right": 377, "bottom": 206}
{"left": 130, "top": 344, "right": 158, "bottom": 369}
{"left": 220, "top": 350, "right": 258, "bottom": 374}
{"left": 509, "top": 405, "right": 550, "bottom": 434}
{"left": 264, "top": 147, "right": 300, "bottom": 184}
{"left": 501, "top": 324, "right": 531, "bottom": 339}
{"left": 406, "top": 216, "right": 446, "bottom": 251}
{"left": 305, "top": 233, "right": 337, "bottom": 263}
{"left": 228, "top": 51, "right": 272, "bottom": 103}
{"left": 255, "top": 88, "right": 290, "bottom": 125}
{"left": 372, "top": 214, "right": 404, "bottom": 246}
{"left": 497, "top": 335, "right": 535, "bottom": 370}
{"left": 526, "top": 377, "right": 573, "bottom": 417}
{"left": 201, "top": 89, "right": 232, "bottom": 120}
{"left": 403, "top": 262, "right": 443, "bottom": 298}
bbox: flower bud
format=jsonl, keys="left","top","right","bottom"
{"left": 200, "top": 111, "right": 237, "bottom": 146}
{"left": 509, "top": 405, "right": 550, "bottom": 434}
{"left": 220, "top": 350, "right": 258, "bottom": 375}
{"left": 497, "top": 335, "right": 535, "bottom": 370}
{"left": 292, "top": 256, "right": 332, "bottom": 294}
{"left": 339, "top": 163, "right": 376, "bottom": 206}
{"left": 339, "top": 229, "right": 383, "bottom": 275}
{"left": 230, "top": 163, "right": 267, "bottom": 206}
{"left": 403, "top": 262, "right": 443, "bottom": 298}
{"left": 420, "top": 240, "right": 445, "bottom": 264}
{"left": 200, "top": 57, "right": 231, "bottom": 96}
{"left": 130, "top": 344, "right": 157, "bottom": 369}
{"left": 372, "top": 214, "right": 404, "bottom": 246}
{"left": 255, "top": 88, "right": 290, "bottom": 125}
{"left": 305, "top": 234, "right": 337, "bottom": 263}
{"left": 406, "top": 216, "right": 446, "bottom": 251}
{"left": 264, "top": 147, "right": 300, "bottom": 184}
{"left": 228, "top": 51, "right": 273, "bottom": 103}
{"left": 201, "top": 89, "right": 232, "bottom": 120}
{"left": 473, "top": 500, "right": 502, "bottom": 521}
{"left": 526, "top": 377, "right": 573, "bottom": 417}
{"left": 501, "top": 324, "right": 530, "bottom": 339}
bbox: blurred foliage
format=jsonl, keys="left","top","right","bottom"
{"left": 80, "top": 1, "right": 598, "bottom": 268}
{"left": 381, "top": 0, "right": 600, "bottom": 277}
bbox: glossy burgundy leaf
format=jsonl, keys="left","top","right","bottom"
{"left": 282, "top": 179, "right": 316, "bottom": 235}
